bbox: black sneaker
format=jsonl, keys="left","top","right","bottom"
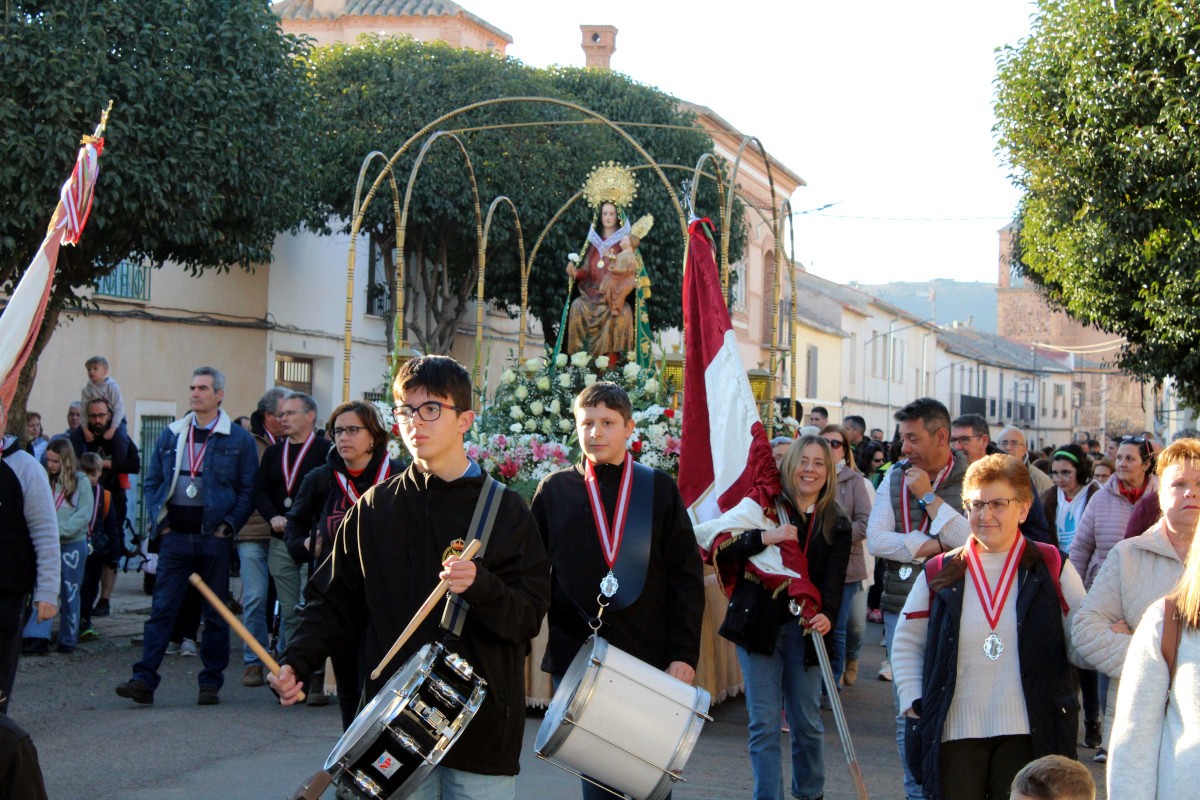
{"left": 92, "top": 598, "right": 111, "bottom": 617}
{"left": 198, "top": 686, "right": 220, "bottom": 706}
{"left": 1093, "top": 747, "right": 1107, "bottom": 763}
{"left": 21, "top": 638, "right": 48, "bottom": 656}
{"left": 116, "top": 679, "right": 154, "bottom": 705}
{"left": 1084, "top": 719, "right": 1102, "bottom": 748}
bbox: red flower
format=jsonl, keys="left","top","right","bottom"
{"left": 663, "top": 408, "right": 675, "bottom": 419}
{"left": 631, "top": 440, "right": 643, "bottom": 453}
{"left": 390, "top": 423, "right": 400, "bottom": 436}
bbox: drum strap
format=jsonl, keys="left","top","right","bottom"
{"left": 606, "top": 461, "right": 655, "bottom": 612}
{"left": 440, "top": 475, "right": 504, "bottom": 637}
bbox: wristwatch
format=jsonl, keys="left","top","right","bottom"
{"left": 916, "top": 491, "right": 937, "bottom": 510}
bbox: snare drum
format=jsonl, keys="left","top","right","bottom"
{"left": 535, "top": 635, "right": 711, "bottom": 800}
{"left": 324, "top": 642, "right": 486, "bottom": 799}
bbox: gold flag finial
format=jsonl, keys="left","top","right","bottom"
{"left": 82, "top": 100, "right": 114, "bottom": 146}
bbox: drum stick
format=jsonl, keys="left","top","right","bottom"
{"left": 188, "top": 572, "right": 305, "bottom": 702}
{"left": 370, "top": 539, "right": 481, "bottom": 681}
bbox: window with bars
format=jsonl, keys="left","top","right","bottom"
{"left": 274, "top": 355, "right": 313, "bottom": 395}
{"left": 136, "top": 414, "right": 175, "bottom": 533}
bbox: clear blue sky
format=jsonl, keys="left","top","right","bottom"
{"left": 459, "top": 0, "right": 1039, "bottom": 285}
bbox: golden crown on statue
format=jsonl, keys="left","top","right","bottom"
{"left": 582, "top": 161, "right": 637, "bottom": 209}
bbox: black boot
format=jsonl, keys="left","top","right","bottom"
{"left": 1084, "top": 719, "right": 1102, "bottom": 748}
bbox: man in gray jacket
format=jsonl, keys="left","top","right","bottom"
{"left": 0, "top": 399, "right": 60, "bottom": 713}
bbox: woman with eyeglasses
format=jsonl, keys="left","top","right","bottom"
{"left": 820, "top": 424, "right": 875, "bottom": 689}
{"left": 283, "top": 400, "right": 405, "bottom": 729}
{"left": 892, "top": 454, "right": 1085, "bottom": 800}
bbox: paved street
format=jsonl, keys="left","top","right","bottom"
{"left": 8, "top": 570, "right": 1107, "bottom": 799}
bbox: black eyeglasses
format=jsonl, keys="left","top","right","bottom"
{"left": 949, "top": 435, "right": 981, "bottom": 446}
{"left": 392, "top": 401, "right": 464, "bottom": 424}
{"left": 1118, "top": 436, "right": 1152, "bottom": 457}
{"left": 331, "top": 426, "right": 366, "bottom": 439}
{"left": 966, "top": 498, "right": 1020, "bottom": 514}
{"left": 822, "top": 439, "right": 844, "bottom": 450}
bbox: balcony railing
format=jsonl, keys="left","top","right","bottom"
{"left": 96, "top": 261, "right": 151, "bottom": 302}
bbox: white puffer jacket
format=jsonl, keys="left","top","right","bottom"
{"left": 1071, "top": 520, "right": 1184, "bottom": 677}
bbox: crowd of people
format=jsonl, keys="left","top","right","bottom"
{"left": 4, "top": 350, "right": 1198, "bottom": 800}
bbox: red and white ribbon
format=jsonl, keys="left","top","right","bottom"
{"left": 584, "top": 455, "right": 634, "bottom": 570}
{"left": 334, "top": 458, "right": 391, "bottom": 505}
{"left": 282, "top": 431, "right": 316, "bottom": 498}
{"left": 964, "top": 535, "right": 1026, "bottom": 631}
{"left": 899, "top": 459, "right": 954, "bottom": 534}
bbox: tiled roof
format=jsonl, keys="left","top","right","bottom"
{"left": 271, "top": 0, "right": 512, "bottom": 43}
{"left": 937, "top": 325, "right": 1072, "bottom": 374}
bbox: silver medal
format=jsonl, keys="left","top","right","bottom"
{"left": 185, "top": 483, "right": 197, "bottom": 499}
{"left": 600, "top": 571, "right": 619, "bottom": 598}
{"left": 898, "top": 564, "right": 913, "bottom": 581}
{"left": 284, "top": 497, "right": 293, "bottom": 509}
{"left": 983, "top": 632, "right": 1004, "bottom": 661}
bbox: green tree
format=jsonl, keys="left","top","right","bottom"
{"left": 995, "top": 0, "right": 1200, "bottom": 404}
{"left": 302, "top": 36, "right": 742, "bottom": 358}
{"left": 0, "top": 1, "right": 314, "bottom": 426}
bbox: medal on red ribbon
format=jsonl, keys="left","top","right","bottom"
{"left": 334, "top": 458, "right": 391, "bottom": 506}
{"left": 899, "top": 459, "right": 954, "bottom": 535}
{"left": 281, "top": 431, "right": 316, "bottom": 509}
{"left": 584, "top": 455, "right": 634, "bottom": 599}
{"left": 964, "top": 536, "right": 1025, "bottom": 661}
{"left": 185, "top": 416, "right": 218, "bottom": 499}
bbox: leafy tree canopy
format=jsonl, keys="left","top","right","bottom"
{"left": 995, "top": 0, "right": 1200, "bottom": 404}
{"left": 302, "top": 35, "right": 744, "bottom": 356}
{"left": 0, "top": 1, "right": 314, "bottom": 420}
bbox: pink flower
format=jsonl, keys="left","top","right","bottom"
{"left": 499, "top": 458, "right": 520, "bottom": 479}
{"left": 495, "top": 434, "right": 508, "bottom": 448}
{"left": 665, "top": 435, "right": 682, "bottom": 456}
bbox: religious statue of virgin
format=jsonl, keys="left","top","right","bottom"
{"left": 563, "top": 163, "right": 653, "bottom": 364}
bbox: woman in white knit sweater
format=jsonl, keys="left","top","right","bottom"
{"left": 1108, "top": 561, "right": 1200, "bottom": 798}
{"left": 1072, "top": 438, "right": 1197, "bottom": 762}
{"left": 893, "top": 454, "right": 1085, "bottom": 800}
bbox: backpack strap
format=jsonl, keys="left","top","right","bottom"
{"left": 1163, "top": 595, "right": 1184, "bottom": 699}
{"left": 902, "top": 553, "right": 949, "bottom": 621}
{"left": 1031, "top": 541, "right": 1069, "bottom": 616}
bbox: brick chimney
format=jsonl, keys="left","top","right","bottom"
{"left": 581, "top": 25, "right": 617, "bottom": 69}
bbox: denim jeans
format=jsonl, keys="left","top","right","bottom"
{"left": 132, "top": 531, "right": 232, "bottom": 690}
{"left": 884, "top": 610, "right": 924, "bottom": 800}
{"left": 237, "top": 540, "right": 271, "bottom": 666}
{"left": 736, "top": 623, "right": 825, "bottom": 800}
{"left": 268, "top": 537, "right": 305, "bottom": 654}
{"left": 831, "top": 581, "right": 865, "bottom": 686}
{"left": 0, "top": 595, "right": 29, "bottom": 713}
{"left": 405, "top": 767, "right": 514, "bottom": 800}
{"left": 23, "top": 539, "right": 88, "bottom": 649}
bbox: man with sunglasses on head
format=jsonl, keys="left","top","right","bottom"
{"left": 272, "top": 356, "right": 550, "bottom": 800}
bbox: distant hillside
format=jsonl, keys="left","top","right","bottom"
{"left": 853, "top": 279, "right": 997, "bottom": 333}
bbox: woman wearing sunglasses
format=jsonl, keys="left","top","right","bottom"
{"left": 820, "top": 424, "right": 875, "bottom": 688}
{"left": 892, "top": 454, "right": 1085, "bottom": 799}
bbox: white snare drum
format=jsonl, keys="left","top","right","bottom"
{"left": 535, "top": 635, "right": 711, "bottom": 800}
{"left": 324, "top": 642, "right": 485, "bottom": 799}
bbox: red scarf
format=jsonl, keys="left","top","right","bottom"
{"left": 1118, "top": 478, "right": 1147, "bottom": 506}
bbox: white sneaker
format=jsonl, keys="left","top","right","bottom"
{"left": 179, "top": 638, "right": 198, "bottom": 657}
{"left": 878, "top": 658, "right": 893, "bottom": 681}
{"left": 165, "top": 641, "right": 181, "bottom": 656}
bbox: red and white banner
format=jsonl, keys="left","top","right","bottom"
{"left": 0, "top": 112, "right": 108, "bottom": 410}
{"left": 678, "top": 220, "right": 813, "bottom": 601}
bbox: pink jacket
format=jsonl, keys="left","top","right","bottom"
{"left": 1069, "top": 473, "right": 1158, "bottom": 590}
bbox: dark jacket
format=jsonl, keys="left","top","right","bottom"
{"left": 283, "top": 448, "right": 404, "bottom": 566}
{"left": 67, "top": 426, "right": 140, "bottom": 495}
{"left": 1122, "top": 488, "right": 1162, "bottom": 540}
{"left": 281, "top": 463, "right": 550, "bottom": 776}
{"left": 531, "top": 461, "right": 705, "bottom": 675}
{"left": 253, "top": 435, "right": 332, "bottom": 537}
{"left": 715, "top": 501, "right": 852, "bottom": 663}
{"left": 910, "top": 540, "right": 1078, "bottom": 799}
